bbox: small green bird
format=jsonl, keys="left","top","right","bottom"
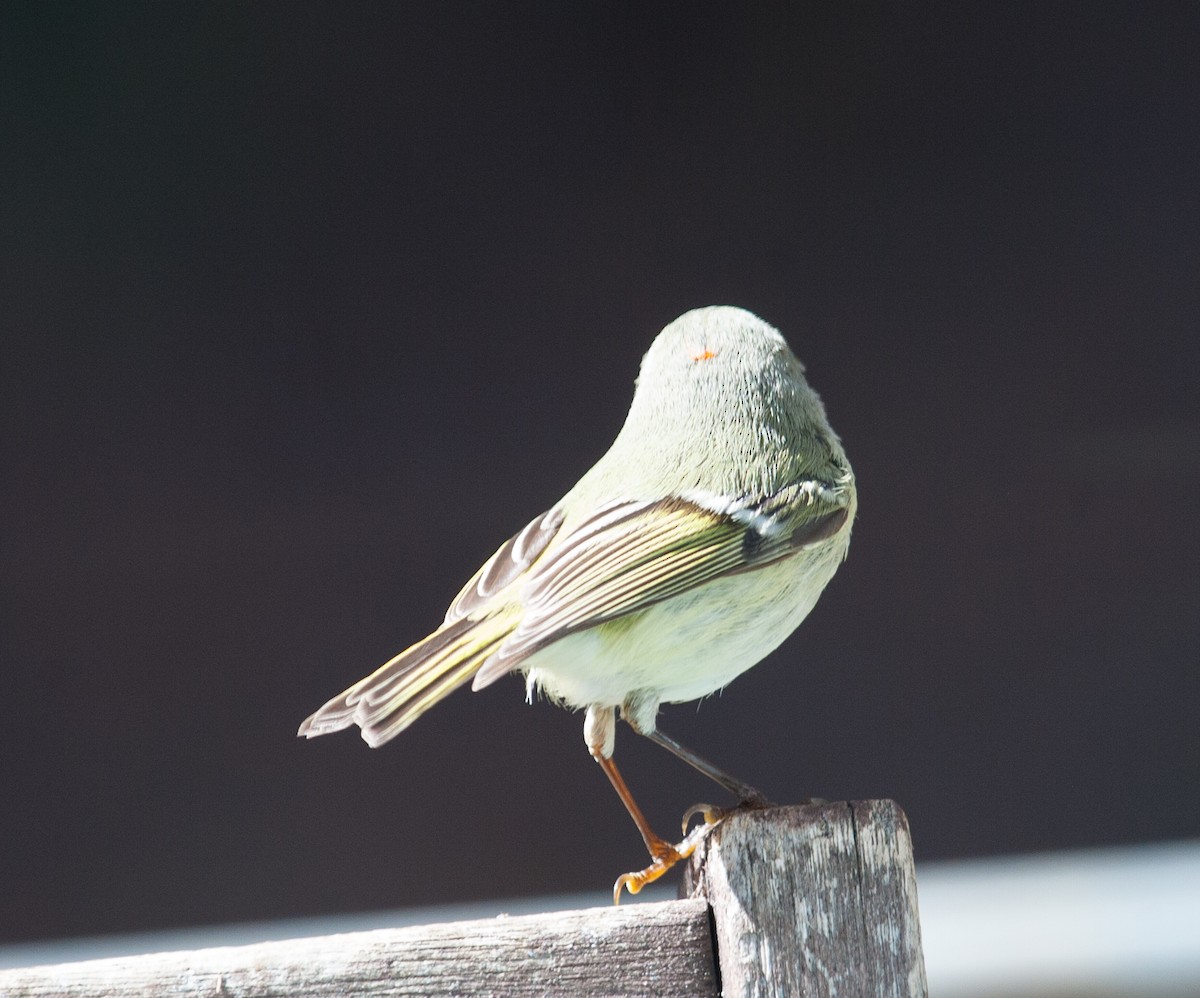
{"left": 300, "top": 305, "right": 856, "bottom": 899}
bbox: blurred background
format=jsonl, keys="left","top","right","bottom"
{"left": 2, "top": 0, "right": 1197, "bottom": 973}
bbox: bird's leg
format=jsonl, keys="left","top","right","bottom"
{"left": 645, "top": 726, "right": 772, "bottom": 804}
{"left": 585, "top": 705, "right": 714, "bottom": 903}
{"left": 621, "top": 694, "right": 774, "bottom": 835}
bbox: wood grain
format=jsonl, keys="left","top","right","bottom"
{"left": 0, "top": 899, "right": 717, "bottom": 997}
{"left": 685, "top": 799, "right": 927, "bottom": 998}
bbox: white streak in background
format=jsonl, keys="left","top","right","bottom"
{"left": 1, "top": 841, "right": 1198, "bottom": 997}
{"left": 918, "top": 840, "right": 1200, "bottom": 998}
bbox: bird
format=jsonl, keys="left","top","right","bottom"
{"left": 299, "top": 305, "right": 856, "bottom": 900}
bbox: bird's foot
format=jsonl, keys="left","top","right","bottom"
{"left": 612, "top": 822, "right": 716, "bottom": 904}
{"left": 681, "top": 791, "right": 775, "bottom": 835}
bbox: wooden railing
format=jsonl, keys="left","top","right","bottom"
{"left": 0, "top": 800, "right": 926, "bottom": 997}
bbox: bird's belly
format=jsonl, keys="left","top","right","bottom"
{"left": 522, "top": 543, "right": 845, "bottom": 710}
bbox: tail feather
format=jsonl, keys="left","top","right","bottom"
{"left": 298, "top": 612, "right": 517, "bottom": 747}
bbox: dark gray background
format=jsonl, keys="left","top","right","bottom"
{"left": 3, "top": 4, "right": 1197, "bottom": 944}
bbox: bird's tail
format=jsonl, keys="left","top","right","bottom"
{"left": 298, "top": 611, "right": 519, "bottom": 747}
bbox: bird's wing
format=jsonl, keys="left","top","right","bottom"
{"left": 297, "top": 609, "right": 519, "bottom": 746}
{"left": 443, "top": 507, "right": 566, "bottom": 623}
{"left": 472, "top": 481, "right": 850, "bottom": 689}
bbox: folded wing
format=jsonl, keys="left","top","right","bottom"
{"left": 472, "top": 483, "right": 849, "bottom": 688}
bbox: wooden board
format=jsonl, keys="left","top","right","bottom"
{"left": 0, "top": 899, "right": 718, "bottom": 997}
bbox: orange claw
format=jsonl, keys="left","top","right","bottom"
{"left": 612, "top": 821, "right": 718, "bottom": 903}
{"left": 612, "top": 857, "right": 672, "bottom": 903}
{"left": 682, "top": 793, "right": 779, "bottom": 835}
{"left": 681, "top": 802, "right": 725, "bottom": 835}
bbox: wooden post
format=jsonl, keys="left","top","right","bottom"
{"left": 684, "top": 799, "right": 927, "bottom": 998}
{"left": 0, "top": 800, "right": 925, "bottom": 996}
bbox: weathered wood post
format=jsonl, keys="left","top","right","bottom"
{"left": 685, "top": 799, "right": 927, "bottom": 997}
